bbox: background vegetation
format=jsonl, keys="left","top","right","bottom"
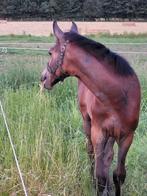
{"left": 0, "top": 34, "right": 147, "bottom": 195}
{"left": 0, "top": 0, "right": 147, "bottom": 21}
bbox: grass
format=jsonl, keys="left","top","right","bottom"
{"left": 4, "top": 48, "right": 48, "bottom": 56}
{"left": 0, "top": 35, "right": 55, "bottom": 43}
{"left": 0, "top": 35, "right": 147, "bottom": 195}
{"left": 89, "top": 32, "right": 147, "bottom": 43}
{"left": 1, "top": 33, "right": 147, "bottom": 44}
{"left": 0, "top": 81, "right": 92, "bottom": 195}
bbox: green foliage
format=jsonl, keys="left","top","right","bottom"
{"left": 0, "top": 0, "right": 147, "bottom": 20}
{"left": 83, "top": 0, "right": 102, "bottom": 20}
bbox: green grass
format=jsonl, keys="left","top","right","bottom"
{"left": 89, "top": 32, "right": 147, "bottom": 43}
{"left": 1, "top": 33, "right": 147, "bottom": 44}
{"left": 0, "top": 34, "right": 55, "bottom": 43}
{"left": 0, "top": 36, "right": 147, "bottom": 195}
{"left": 0, "top": 83, "right": 147, "bottom": 196}
{"left": 5, "top": 48, "right": 48, "bottom": 56}
{"left": 0, "top": 82, "right": 93, "bottom": 195}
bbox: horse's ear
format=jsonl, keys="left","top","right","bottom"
{"left": 70, "top": 21, "right": 78, "bottom": 33}
{"left": 53, "top": 21, "right": 64, "bottom": 41}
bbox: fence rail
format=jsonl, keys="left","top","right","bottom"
{"left": 0, "top": 42, "right": 147, "bottom": 54}
{"left": 0, "top": 46, "right": 147, "bottom": 54}
{"left": 1, "top": 42, "right": 147, "bottom": 45}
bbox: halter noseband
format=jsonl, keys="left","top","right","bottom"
{"left": 47, "top": 40, "right": 69, "bottom": 75}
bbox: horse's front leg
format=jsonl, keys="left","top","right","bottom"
{"left": 83, "top": 115, "right": 95, "bottom": 178}
{"left": 113, "top": 132, "right": 134, "bottom": 196}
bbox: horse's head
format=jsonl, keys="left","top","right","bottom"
{"left": 41, "top": 21, "right": 78, "bottom": 90}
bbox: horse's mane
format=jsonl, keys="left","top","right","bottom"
{"left": 64, "top": 32, "right": 134, "bottom": 76}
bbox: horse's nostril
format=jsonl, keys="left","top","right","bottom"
{"left": 40, "top": 75, "right": 47, "bottom": 82}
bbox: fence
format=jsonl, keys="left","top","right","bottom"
{"left": 0, "top": 42, "right": 147, "bottom": 54}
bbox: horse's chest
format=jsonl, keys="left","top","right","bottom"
{"left": 78, "top": 90, "right": 94, "bottom": 117}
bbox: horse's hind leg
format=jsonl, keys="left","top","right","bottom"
{"left": 103, "top": 137, "right": 115, "bottom": 192}
{"left": 113, "top": 132, "right": 134, "bottom": 196}
{"left": 96, "top": 137, "right": 115, "bottom": 196}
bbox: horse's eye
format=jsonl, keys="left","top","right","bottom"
{"left": 48, "top": 48, "right": 53, "bottom": 56}
{"left": 48, "top": 51, "right": 52, "bottom": 56}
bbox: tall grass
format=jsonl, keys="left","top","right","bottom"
{"left": 0, "top": 83, "right": 94, "bottom": 195}
{"left": 0, "top": 83, "right": 147, "bottom": 195}
{"left": 0, "top": 39, "right": 147, "bottom": 195}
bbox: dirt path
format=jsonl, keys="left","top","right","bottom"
{"left": 0, "top": 21, "right": 147, "bottom": 36}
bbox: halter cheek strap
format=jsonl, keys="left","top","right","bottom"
{"left": 47, "top": 40, "right": 69, "bottom": 75}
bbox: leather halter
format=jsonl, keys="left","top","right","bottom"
{"left": 47, "top": 40, "right": 69, "bottom": 75}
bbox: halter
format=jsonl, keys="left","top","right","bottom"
{"left": 47, "top": 40, "right": 69, "bottom": 75}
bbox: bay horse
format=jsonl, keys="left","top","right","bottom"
{"left": 40, "top": 21, "right": 141, "bottom": 196}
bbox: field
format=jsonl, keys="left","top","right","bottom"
{"left": 1, "top": 22, "right": 147, "bottom": 36}
{"left": 0, "top": 34, "right": 147, "bottom": 196}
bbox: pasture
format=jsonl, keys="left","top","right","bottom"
{"left": 0, "top": 34, "right": 147, "bottom": 196}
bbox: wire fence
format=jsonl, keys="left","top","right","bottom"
{"left": 1, "top": 47, "right": 147, "bottom": 54}
{"left": 0, "top": 42, "right": 147, "bottom": 54}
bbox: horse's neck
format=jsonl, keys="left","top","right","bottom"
{"left": 65, "top": 45, "right": 116, "bottom": 100}
{"left": 76, "top": 58, "right": 112, "bottom": 99}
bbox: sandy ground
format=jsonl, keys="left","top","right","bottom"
{"left": 0, "top": 21, "right": 147, "bottom": 36}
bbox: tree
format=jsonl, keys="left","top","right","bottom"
{"left": 101, "top": 0, "right": 115, "bottom": 20}
{"left": 0, "top": 0, "right": 147, "bottom": 20}
{"left": 39, "top": 1, "right": 49, "bottom": 18}
{"left": 63, "top": 0, "right": 84, "bottom": 20}
{"left": 137, "top": 0, "right": 147, "bottom": 19}
{"left": 83, "top": 0, "right": 102, "bottom": 20}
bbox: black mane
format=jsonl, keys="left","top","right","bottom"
{"left": 64, "top": 32, "right": 134, "bottom": 76}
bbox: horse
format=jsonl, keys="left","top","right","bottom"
{"left": 40, "top": 21, "right": 141, "bottom": 196}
